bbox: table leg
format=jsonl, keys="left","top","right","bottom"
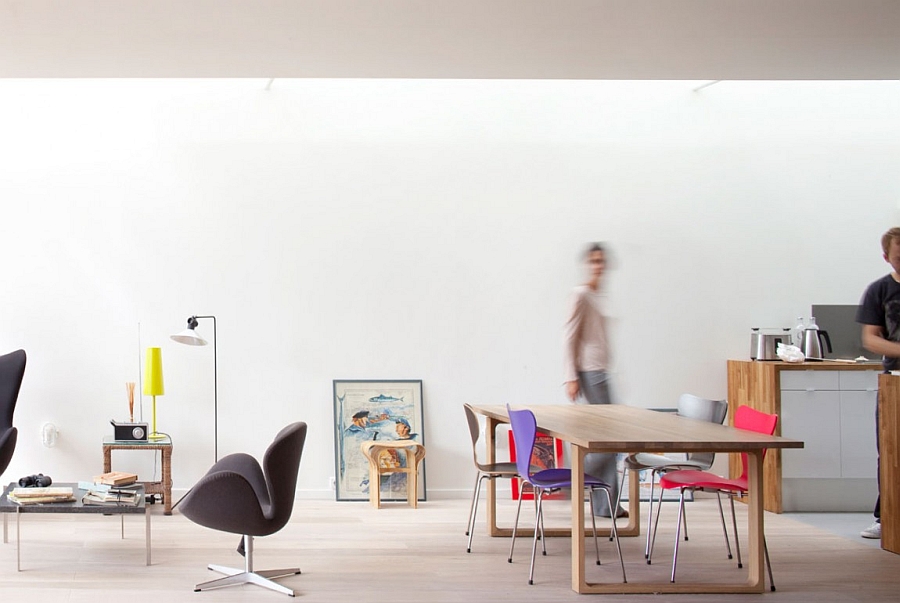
{"left": 161, "top": 446, "right": 173, "bottom": 515}
{"left": 618, "top": 467, "right": 640, "bottom": 537}
{"left": 3, "top": 511, "right": 7, "bottom": 544}
{"left": 121, "top": 515, "right": 125, "bottom": 539}
{"left": 146, "top": 508, "right": 152, "bottom": 566}
{"left": 16, "top": 507, "right": 20, "bottom": 572}
{"left": 407, "top": 450, "right": 418, "bottom": 508}
{"left": 485, "top": 416, "right": 499, "bottom": 537}
{"left": 571, "top": 444, "right": 587, "bottom": 593}
{"left": 103, "top": 445, "right": 112, "bottom": 473}
{"left": 746, "top": 450, "right": 765, "bottom": 592}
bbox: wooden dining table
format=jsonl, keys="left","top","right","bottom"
{"left": 468, "top": 403, "right": 804, "bottom": 594}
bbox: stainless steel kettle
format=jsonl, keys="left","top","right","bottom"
{"left": 800, "top": 322, "right": 832, "bottom": 359}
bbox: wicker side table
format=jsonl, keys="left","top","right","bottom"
{"left": 102, "top": 436, "right": 173, "bottom": 515}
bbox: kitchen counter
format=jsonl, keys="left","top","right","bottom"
{"left": 727, "top": 359, "right": 880, "bottom": 513}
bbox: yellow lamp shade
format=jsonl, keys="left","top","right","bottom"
{"left": 143, "top": 347, "right": 165, "bottom": 396}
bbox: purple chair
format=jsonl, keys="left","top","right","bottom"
{"left": 506, "top": 404, "right": 626, "bottom": 585}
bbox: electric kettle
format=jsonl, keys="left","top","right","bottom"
{"left": 800, "top": 317, "right": 832, "bottom": 359}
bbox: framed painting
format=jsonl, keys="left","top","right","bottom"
{"left": 333, "top": 379, "right": 425, "bottom": 502}
{"left": 508, "top": 430, "right": 567, "bottom": 500}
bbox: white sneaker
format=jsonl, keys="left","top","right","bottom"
{"left": 860, "top": 521, "right": 881, "bottom": 539}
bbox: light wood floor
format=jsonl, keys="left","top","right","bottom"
{"left": 2, "top": 496, "right": 899, "bottom": 601}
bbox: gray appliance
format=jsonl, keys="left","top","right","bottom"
{"left": 750, "top": 328, "right": 792, "bottom": 360}
{"left": 811, "top": 304, "right": 869, "bottom": 360}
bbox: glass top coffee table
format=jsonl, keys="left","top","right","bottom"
{"left": 0, "top": 482, "right": 151, "bottom": 570}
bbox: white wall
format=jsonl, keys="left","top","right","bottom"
{"left": 1, "top": 79, "right": 898, "bottom": 497}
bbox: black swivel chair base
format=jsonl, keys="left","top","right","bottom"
{"left": 194, "top": 535, "right": 301, "bottom": 597}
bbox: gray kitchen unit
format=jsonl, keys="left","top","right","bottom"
{"left": 780, "top": 368, "right": 878, "bottom": 512}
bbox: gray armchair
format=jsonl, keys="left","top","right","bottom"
{"left": 0, "top": 349, "right": 26, "bottom": 479}
{"left": 179, "top": 422, "right": 308, "bottom": 596}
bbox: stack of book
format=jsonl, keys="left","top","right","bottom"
{"left": 7, "top": 486, "right": 75, "bottom": 505}
{"left": 80, "top": 472, "right": 141, "bottom": 506}
{"left": 93, "top": 471, "right": 138, "bottom": 486}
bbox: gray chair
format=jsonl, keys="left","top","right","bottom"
{"left": 0, "top": 350, "right": 27, "bottom": 479}
{"left": 463, "top": 403, "right": 527, "bottom": 553}
{"left": 614, "top": 394, "right": 728, "bottom": 563}
{"left": 179, "top": 422, "right": 308, "bottom": 596}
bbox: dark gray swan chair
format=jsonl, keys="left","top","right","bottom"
{"left": 179, "top": 422, "right": 308, "bottom": 596}
{"left": 0, "top": 350, "right": 27, "bottom": 479}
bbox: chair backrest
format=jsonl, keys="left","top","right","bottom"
{"left": 506, "top": 404, "right": 538, "bottom": 481}
{"left": 0, "top": 349, "right": 26, "bottom": 432}
{"left": 678, "top": 394, "right": 728, "bottom": 468}
{"left": 0, "top": 349, "right": 26, "bottom": 477}
{"left": 262, "top": 421, "right": 308, "bottom": 530}
{"left": 734, "top": 405, "right": 778, "bottom": 481}
{"left": 463, "top": 403, "right": 485, "bottom": 470}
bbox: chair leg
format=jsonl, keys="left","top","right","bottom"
{"left": 681, "top": 497, "right": 689, "bottom": 541}
{"left": 196, "top": 535, "right": 300, "bottom": 597}
{"left": 599, "top": 487, "right": 627, "bottom": 583}
{"left": 508, "top": 481, "right": 526, "bottom": 563}
{"left": 528, "top": 489, "right": 544, "bottom": 585}
{"left": 466, "top": 473, "right": 486, "bottom": 552}
{"left": 465, "top": 473, "right": 480, "bottom": 535}
{"left": 716, "top": 491, "right": 734, "bottom": 560}
{"left": 611, "top": 465, "right": 627, "bottom": 542}
{"left": 647, "top": 481, "right": 666, "bottom": 564}
{"left": 644, "top": 469, "right": 657, "bottom": 558}
{"left": 764, "top": 536, "right": 776, "bottom": 592}
{"left": 729, "top": 494, "right": 743, "bottom": 569}
{"left": 670, "top": 489, "right": 687, "bottom": 582}
{"left": 535, "top": 494, "right": 546, "bottom": 553}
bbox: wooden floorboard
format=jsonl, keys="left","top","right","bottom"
{"left": 1, "top": 497, "right": 898, "bottom": 601}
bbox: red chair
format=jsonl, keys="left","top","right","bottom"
{"left": 651, "top": 405, "right": 778, "bottom": 590}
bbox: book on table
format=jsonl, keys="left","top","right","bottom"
{"left": 93, "top": 471, "right": 138, "bottom": 486}
{"left": 82, "top": 489, "right": 139, "bottom": 506}
{"left": 77, "top": 480, "right": 141, "bottom": 506}
{"left": 7, "top": 486, "right": 75, "bottom": 505}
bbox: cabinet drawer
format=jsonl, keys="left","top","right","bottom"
{"left": 838, "top": 370, "right": 879, "bottom": 391}
{"left": 780, "top": 370, "right": 840, "bottom": 391}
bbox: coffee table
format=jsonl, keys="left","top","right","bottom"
{"left": 0, "top": 482, "right": 151, "bottom": 570}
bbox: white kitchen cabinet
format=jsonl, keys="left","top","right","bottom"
{"left": 780, "top": 389, "right": 841, "bottom": 478}
{"left": 839, "top": 374, "right": 878, "bottom": 479}
{"left": 779, "top": 368, "right": 878, "bottom": 511}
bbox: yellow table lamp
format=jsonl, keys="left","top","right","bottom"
{"left": 143, "top": 347, "right": 165, "bottom": 440}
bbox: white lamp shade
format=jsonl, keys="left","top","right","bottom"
{"left": 171, "top": 328, "right": 208, "bottom": 346}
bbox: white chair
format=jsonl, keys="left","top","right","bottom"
{"left": 615, "top": 394, "right": 728, "bottom": 563}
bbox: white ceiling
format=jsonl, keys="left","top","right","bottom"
{"left": 1, "top": 0, "right": 899, "bottom": 79}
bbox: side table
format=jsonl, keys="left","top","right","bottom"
{"left": 103, "top": 436, "right": 173, "bottom": 515}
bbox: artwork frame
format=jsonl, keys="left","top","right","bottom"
{"left": 333, "top": 379, "right": 425, "bottom": 502}
{"left": 508, "top": 430, "right": 567, "bottom": 500}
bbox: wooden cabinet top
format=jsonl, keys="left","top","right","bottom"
{"left": 728, "top": 359, "right": 882, "bottom": 372}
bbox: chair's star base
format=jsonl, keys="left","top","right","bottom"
{"left": 195, "top": 563, "right": 301, "bottom": 597}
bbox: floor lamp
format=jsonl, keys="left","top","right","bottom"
{"left": 171, "top": 315, "right": 218, "bottom": 462}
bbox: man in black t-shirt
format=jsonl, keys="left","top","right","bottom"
{"left": 855, "top": 226, "right": 900, "bottom": 539}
